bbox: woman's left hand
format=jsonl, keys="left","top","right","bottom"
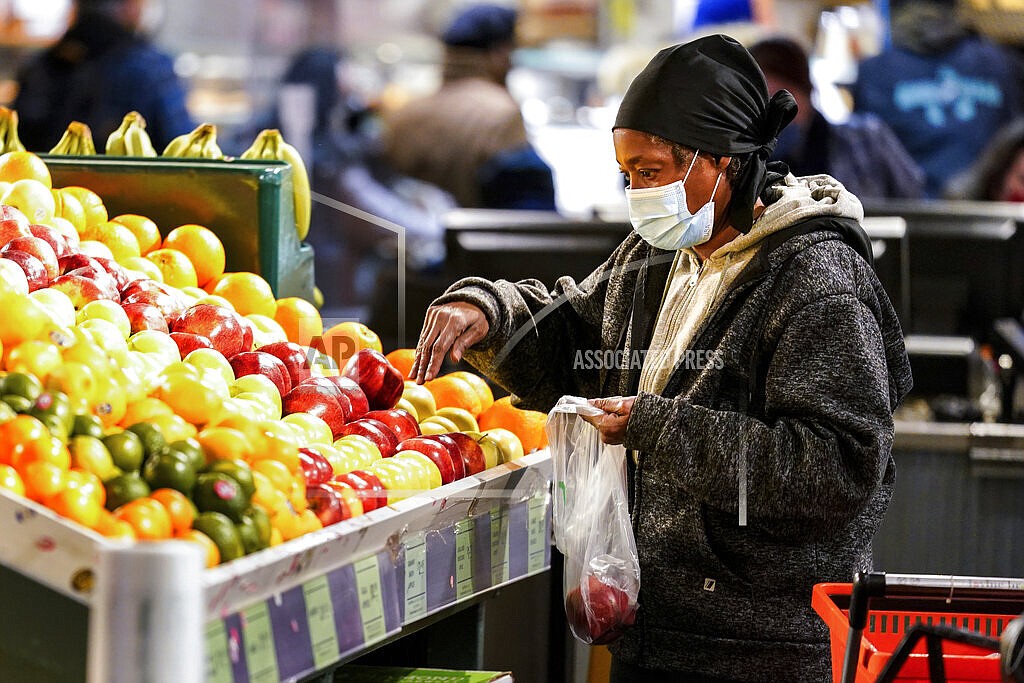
{"left": 582, "top": 396, "right": 636, "bottom": 445}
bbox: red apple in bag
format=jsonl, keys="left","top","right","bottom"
{"left": 565, "top": 574, "right": 636, "bottom": 645}
{"left": 341, "top": 349, "right": 404, "bottom": 411}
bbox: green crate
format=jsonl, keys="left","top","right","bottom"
{"left": 40, "top": 155, "right": 314, "bottom": 301}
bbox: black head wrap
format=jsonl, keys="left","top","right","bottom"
{"left": 613, "top": 34, "right": 797, "bottom": 233}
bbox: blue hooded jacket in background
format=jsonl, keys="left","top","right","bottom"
{"left": 852, "top": 2, "right": 1024, "bottom": 197}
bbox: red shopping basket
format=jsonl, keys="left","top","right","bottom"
{"left": 812, "top": 573, "right": 1024, "bottom": 683}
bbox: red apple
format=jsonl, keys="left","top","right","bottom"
{"left": 0, "top": 205, "right": 31, "bottom": 248}
{"left": 396, "top": 436, "right": 458, "bottom": 484}
{"left": 297, "top": 376, "right": 354, "bottom": 416}
{"left": 3, "top": 236, "right": 58, "bottom": 280}
{"left": 122, "top": 301, "right": 170, "bottom": 334}
{"left": 64, "top": 267, "right": 119, "bottom": 301}
{"left": 171, "top": 304, "right": 247, "bottom": 358}
{"left": 444, "top": 432, "right": 487, "bottom": 476}
{"left": 335, "top": 470, "right": 387, "bottom": 512}
{"left": 298, "top": 447, "right": 334, "bottom": 487}
{"left": 259, "top": 341, "right": 313, "bottom": 388}
{"left": 1, "top": 250, "right": 48, "bottom": 291}
{"left": 239, "top": 316, "right": 254, "bottom": 354}
{"left": 339, "top": 418, "right": 398, "bottom": 458}
{"left": 91, "top": 257, "right": 131, "bottom": 292}
{"left": 28, "top": 224, "right": 70, "bottom": 259}
{"left": 282, "top": 384, "right": 349, "bottom": 438}
{"left": 169, "top": 332, "right": 213, "bottom": 358}
{"left": 324, "top": 376, "right": 369, "bottom": 421}
{"left": 305, "top": 482, "right": 351, "bottom": 526}
{"left": 58, "top": 253, "right": 103, "bottom": 276}
{"left": 564, "top": 574, "right": 636, "bottom": 645}
{"left": 423, "top": 434, "right": 467, "bottom": 481}
{"left": 229, "top": 351, "right": 292, "bottom": 397}
{"left": 49, "top": 273, "right": 116, "bottom": 306}
{"left": 341, "top": 349, "right": 404, "bottom": 411}
{"left": 365, "top": 408, "right": 420, "bottom": 442}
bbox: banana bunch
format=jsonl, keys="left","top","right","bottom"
{"left": 241, "top": 129, "right": 311, "bottom": 240}
{"left": 0, "top": 107, "right": 26, "bottom": 154}
{"left": 105, "top": 111, "right": 157, "bottom": 156}
{"left": 162, "top": 123, "right": 224, "bottom": 159}
{"left": 50, "top": 121, "right": 97, "bottom": 155}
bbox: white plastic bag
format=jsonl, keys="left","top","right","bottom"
{"left": 547, "top": 396, "right": 639, "bottom": 645}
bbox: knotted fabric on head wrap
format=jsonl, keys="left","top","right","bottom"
{"left": 613, "top": 34, "right": 797, "bottom": 233}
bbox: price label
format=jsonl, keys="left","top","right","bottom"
{"left": 528, "top": 493, "right": 548, "bottom": 573}
{"left": 455, "top": 518, "right": 475, "bottom": 599}
{"left": 404, "top": 531, "right": 427, "bottom": 621}
{"left": 490, "top": 508, "right": 509, "bottom": 586}
{"left": 354, "top": 555, "right": 387, "bottom": 645}
{"left": 242, "top": 602, "right": 280, "bottom": 683}
{"left": 204, "top": 619, "right": 233, "bottom": 683}
{"left": 303, "top": 575, "right": 340, "bottom": 670}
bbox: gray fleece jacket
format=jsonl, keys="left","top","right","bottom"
{"left": 433, "top": 176, "right": 913, "bottom": 681}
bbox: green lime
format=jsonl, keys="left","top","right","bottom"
{"left": 38, "top": 413, "right": 69, "bottom": 442}
{"left": 70, "top": 435, "right": 120, "bottom": 481}
{"left": 142, "top": 449, "right": 197, "bottom": 495}
{"left": 2, "top": 394, "right": 32, "bottom": 413}
{"left": 71, "top": 413, "right": 105, "bottom": 439}
{"left": 193, "top": 472, "right": 247, "bottom": 522}
{"left": 168, "top": 437, "right": 205, "bottom": 471}
{"left": 192, "top": 511, "right": 245, "bottom": 563}
{"left": 103, "top": 472, "right": 151, "bottom": 511}
{"left": 125, "top": 422, "right": 167, "bottom": 459}
{"left": 203, "top": 459, "right": 255, "bottom": 501}
{"left": 235, "top": 516, "right": 263, "bottom": 555}
{"left": 244, "top": 506, "right": 272, "bottom": 548}
{"left": 28, "top": 391, "right": 72, "bottom": 433}
{"left": 102, "top": 431, "right": 145, "bottom": 473}
{"left": 4, "top": 372, "right": 42, "bottom": 402}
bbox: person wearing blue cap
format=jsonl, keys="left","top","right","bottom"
{"left": 381, "top": 3, "right": 556, "bottom": 211}
{"left": 413, "top": 34, "right": 911, "bottom": 681}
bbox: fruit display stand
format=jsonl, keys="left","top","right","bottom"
{"left": 0, "top": 449, "right": 552, "bottom": 682}
{"left": 39, "top": 155, "right": 314, "bottom": 301}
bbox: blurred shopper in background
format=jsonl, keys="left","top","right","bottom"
{"left": 381, "top": 3, "right": 556, "bottom": 211}
{"left": 750, "top": 35, "right": 925, "bottom": 199}
{"left": 945, "top": 118, "right": 1024, "bottom": 202}
{"left": 413, "top": 34, "right": 911, "bottom": 681}
{"left": 692, "top": 0, "right": 775, "bottom": 29}
{"left": 13, "top": 0, "right": 194, "bottom": 151}
{"left": 852, "top": 0, "right": 1024, "bottom": 197}
{"left": 259, "top": 47, "right": 453, "bottom": 312}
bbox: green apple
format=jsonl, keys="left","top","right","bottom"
{"left": 463, "top": 430, "right": 501, "bottom": 470}
{"left": 394, "top": 450, "right": 442, "bottom": 489}
{"left": 246, "top": 313, "right": 288, "bottom": 347}
{"left": 31, "top": 288, "right": 77, "bottom": 328}
{"left": 334, "top": 434, "right": 382, "bottom": 468}
{"left": 183, "top": 347, "right": 234, "bottom": 386}
{"left": 76, "top": 299, "right": 130, "bottom": 338}
{"left": 402, "top": 381, "right": 436, "bottom": 420}
{"left": 394, "top": 397, "right": 420, "bottom": 422}
{"left": 231, "top": 392, "right": 278, "bottom": 422}
{"left": 482, "top": 428, "right": 524, "bottom": 463}
{"left": 368, "top": 459, "right": 414, "bottom": 504}
{"left": 79, "top": 318, "right": 131, "bottom": 363}
{"left": 0, "top": 257, "right": 29, "bottom": 296}
{"left": 282, "top": 412, "right": 333, "bottom": 446}
{"left": 127, "top": 329, "right": 180, "bottom": 369}
{"left": 303, "top": 442, "right": 358, "bottom": 477}
{"left": 230, "top": 375, "right": 283, "bottom": 419}
{"left": 418, "top": 415, "right": 459, "bottom": 435}
{"left": 435, "top": 406, "right": 478, "bottom": 432}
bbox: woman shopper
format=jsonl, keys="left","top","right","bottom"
{"left": 412, "top": 35, "right": 912, "bottom": 682}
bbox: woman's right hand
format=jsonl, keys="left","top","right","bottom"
{"left": 411, "top": 301, "right": 489, "bottom": 383}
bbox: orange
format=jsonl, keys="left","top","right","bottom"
{"left": 94, "top": 509, "right": 137, "bottom": 540}
{"left": 59, "top": 186, "right": 107, "bottom": 229}
{"left": 424, "top": 374, "right": 483, "bottom": 417}
{"left": 478, "top": 396, "right": 548, "bottom": 454}
{"left": 145, "top": 248, "right": 198, "bottom": 289}
{"left": 196, "top": 426, "right": 254, "bottom": 463}
{"left": 49, "top": 472, "right": 103, "bottom": 529}
{"left": 20, "top": 461, "right": 68, "bottom": 502}
{"left": 317, "top": 321, "right": 382, "bottom": 369}
{"left": 385, "top": 348, "right": 416, "bottom": 380}
{"left": 0, "top": 415, "right": 55, "bottom": 467}
{"left": 111, "top": 214, "right": 162, "bottom": 255}
{"left": 0, "top": 463, "right": 25, "bottom": 496}
{"left": 0, "top": 151, "right": 51, "bottom": 187}
{"left": 51, "top": 190, "right": 87, "bottom": 235}
{"left": 177, "top": 529, "right": 220, "bottom": 568}
{"left": 87, "top": 220, "right": 142, "bottom": 261}
{"left": 114, "top": 497, "right": 173, "bottom": 540}
{"left": 449, "top": 370, "right": 494, "bottom": 414}
{"left": 0, "top": 291, "right": 51, "bottom": 346}
{"left": 2, "top": 179, "right": 55, "bottom": 225}
{"left": 120, "top": 255, "right": 164, "bottom": 283}
{"left": 210, "top": 272, "right": 276, "bottom": 318}
{"left": 151, "top": 488, "right": 196, "bottom": 535}
{"left": 273, "top": 297, "right": 322, "bottom": 347}
{"left": 161, "top": 224, "right": 225, "bottom": 288}
{"left": 12, "top": 433, "right": 71, "bottom": 472}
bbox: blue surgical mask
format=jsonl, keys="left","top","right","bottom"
{"left": 625, "top": 150, "right": 722, "bottom": 251}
